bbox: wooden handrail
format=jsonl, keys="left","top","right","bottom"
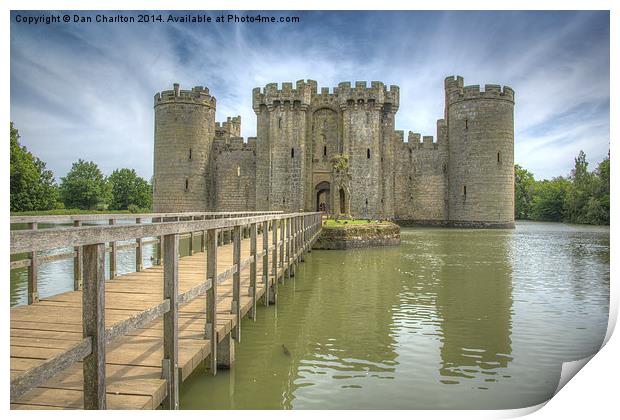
{"left": 10, "top": 212, "right": 319, "bottom": 254}
{"left": 10, "top": 211, "right": 283, "bottom": 225}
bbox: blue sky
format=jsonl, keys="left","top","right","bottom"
{"left": 10, "top": 10, "right": 609, "bottom": 181}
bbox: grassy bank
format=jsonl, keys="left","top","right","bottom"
{"left": 322, "top": 219, "right": 391, "bottom": 228}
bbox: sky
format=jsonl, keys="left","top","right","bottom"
{"left": 10, "top": 10, "right": 610, "bottom": 181}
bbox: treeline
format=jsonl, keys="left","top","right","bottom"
{"left": 10, "top": 122, "right": 152, "bottom": 214}
{"left": 515, "top": 151, "right": 609, "bottom": 225}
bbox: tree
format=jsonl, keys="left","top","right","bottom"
{"left": 589, "top": 154, "right": 610, "bottom": 225}
{"left": 530, "top": 177, "right": 570, "bottom": 222}
{"left": 331, "top": 153, "right": 352, "bottom": 218}
{"left": 564, "top": 150, "right": 596, "bottom": 224}
{"left": 108, "top": 168, "right": 152, "bottom": 211}
{"left": 10, "top": 122, "right": 59, "bottom": 212}
{"left": 514, "top": 164, "right": 535, "bottom": 219}
{"left": 60, "top": 159, "right": 111, "bottom": 210}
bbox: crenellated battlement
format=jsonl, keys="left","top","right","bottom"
{"left": 213, "top": 136, "right": 256, "bottom": 152}
{"left": 252, "top": 80, "right": 317, "bottom": 111}
{"left": 252, "top": 80, "right": 400, "bottom": 112}
{"left": 154, "top": 83, "right": 216, "bottom": 108}
{"left": 393, "top": 128, "right": 444, "bottom": 151}
{"left": 215, "top": 116, "right": 241, "bottom": 138}
{"left": 335, "top": 81, "right": 399, "bottom": 110}
{"left": 444, "top": 76, "right": 514, "bottom": 105}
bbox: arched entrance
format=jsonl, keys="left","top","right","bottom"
{"left": 315, "top": 181, "right": 330, "bottom": 213}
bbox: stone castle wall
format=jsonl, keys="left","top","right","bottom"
{"left": 445, "top": 77, "right": 515, "bottom": 228}
{"left": 153, "top": 84, "right": 216, "bottom": 212}
{"left": 212, "top": 137, "right": 256, "bottom": 211}
{"left": 153, "top": 76, "right": 515, "bottom": 228}
{"left": 393, "top": 129, "right": 448, "bottom": 222}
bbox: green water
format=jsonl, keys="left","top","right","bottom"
{"left": 179, "top": 221, "right": 609, "bottom": 409}
{"left": 9, "top": 221, "right": 610, "bottom": 409}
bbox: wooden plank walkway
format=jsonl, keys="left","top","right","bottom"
{"left": 10, "top": 226, "right": 311, "bottom": 410}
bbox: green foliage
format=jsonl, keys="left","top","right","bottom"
{"left": 514, "top": 164, "right": 535, "bottom": 219}
{"left": 331, "top": 153, "right": 350, "bottom": 174}
{"left": 514, "top": 150, "right": 610, "bottom": 225}
{"left": 10, "top": 122, "right": 60, "bottom": 211}
{"left": 529, "top": 177, "right": 571, "bottom": 222}
{"left": 11, "top": 208, "right": 133, "bottom": 216}
{"left": 108, "top": 168, "right": 152, "bottom": 211}
{"left": 59, "top": 159, "right": 112, "bottom": 210}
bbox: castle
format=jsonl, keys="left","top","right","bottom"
{"left": 153, "top": 76, "right": 515, "bottom": 228}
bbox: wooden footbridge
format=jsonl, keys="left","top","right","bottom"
{"left": 9, "top": 211, "right": 322, "bottom": 409}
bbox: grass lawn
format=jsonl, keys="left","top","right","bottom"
{"left": 322, "top": 219, "right": 390, "bottom": 227}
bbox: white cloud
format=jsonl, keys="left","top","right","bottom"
{"left": 10, "top": 11, "right": 609, "bottom": 182}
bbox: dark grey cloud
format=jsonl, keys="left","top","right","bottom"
{"left": 10, "top": 10, "right": 609, "bottom": 181}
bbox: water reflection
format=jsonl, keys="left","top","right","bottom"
{"left": 434, "top": 230, "right": 513, "bottom": 386}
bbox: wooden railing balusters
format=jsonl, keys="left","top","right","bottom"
{"left": 206, "top": 228, "right": 218, "bottom": 376}
{"left": 232, "top": 225, "right": 241, "bottom": 342}
{"left": 272, "top": 219, "right": 278, "bottom": 304}
{"left": 249, "top": 223, "right": 258, "bottom": 320}
{"left": 74, "top": 220, "right": 83, "bottom": 290}
{"left": 162, "top": 233, "right": 179, "bottom": 409}
{"left": 27, "top": 222, "right": 38, "bottom": 304}
{"left": 262, "top": 221, "right": 269, "bottom": 307}
{"left": 136, "top": 218, "right": 143, "bottom": 271}
{"left": 108, "top": 219, "right": 116, "bottom": 279}
{"left": 82, "top": 243, "right": 106, "bottom": 409}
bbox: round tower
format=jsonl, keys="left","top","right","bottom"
{"left": 153, "top": 83, "right": 216, "bottom": 212}
{"left": 445, "top": 76, "right": 515, "bottom": 228}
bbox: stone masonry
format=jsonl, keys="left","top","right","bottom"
{"left": 153, "top": 76, "right": 515, "bottom": 228}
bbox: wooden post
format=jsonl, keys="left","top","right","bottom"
{"left": 188, "top": 216, "right": 194, "bottom": 256}
{"left": 136, "top": 218, "right": 143, "bottom": 272}
{"left": 82, "top": 243, "right": 106, "bottom": 409}
{"left": 162, "top": 233, "right": 179, "bottom": 409}
{"left": 249, "top": 223, "right": 257, "bottom": 320}
{"left": 284, "top": 218, "right": 293, "bottom": 280}
{"left": 74, "top": 220, "right": 83, "bottom": 290}
{"left": 206, "top": 229, "right": 217, "bottom": 375}
{"left": 279, "top": 219, "right": 285, "bottom": 284}
{"left": 271, "top": 219, "right": 278, "bottom": 304}
{"left": 153, "top": 217, "right": 162, "bottom": 265}
{"left": 201, "top": 216, "right": 206, "bottom": 253}
{"left": 108, "top": 219, "right": 116, "bottom": 279}
{"left": 232, "top": 225, "right": 241, "bottom": 342}
{"left": 27, "top": 222, "right": 39, "bottom": 304}
{"left": 293, "top": 216, "right": 298, "bottom": 269}
{"left": 301, "top": 216, "right": 306, "bottom": 262}
{"left": 262, "top": 221, "right": 269, "bottom": 307}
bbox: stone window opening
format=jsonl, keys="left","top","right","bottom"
{"left": 497, "top": 151, "right": 501, "bottom": 164}
{"left": 367, "top": 148, "right": 371, "bottom": 159}
{"left": 463, "top": 185, "right": 467, "bottom": 197}
{"left": 465, "top": 119, "right": 469, "bottom": 130}
{"left": 278, "top": 117, "right": 282, "bottom": 129}
{"left": 236, "top": 165, "right": 241, "bottom": 177}
{"left": 366, "top": 113, "right": 370, "bottom": 125}
{"left": 185, "top": 178, "right": 189, "bottom": 192}
{"left": 188, "top": 148, "right": 192, "bottom": 160}
{"left": 323, "top": 146, "right": 327, "bottom": 157}
{"left": 291, "top": 148, "right": 295, "bottom": 158}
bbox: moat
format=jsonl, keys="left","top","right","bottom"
{"left": 9, "top": 221, "right": 609, "bottom": 409}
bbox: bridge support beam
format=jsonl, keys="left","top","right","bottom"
{"left": 216, "top": 334, "right": 235, "bottom": 368}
